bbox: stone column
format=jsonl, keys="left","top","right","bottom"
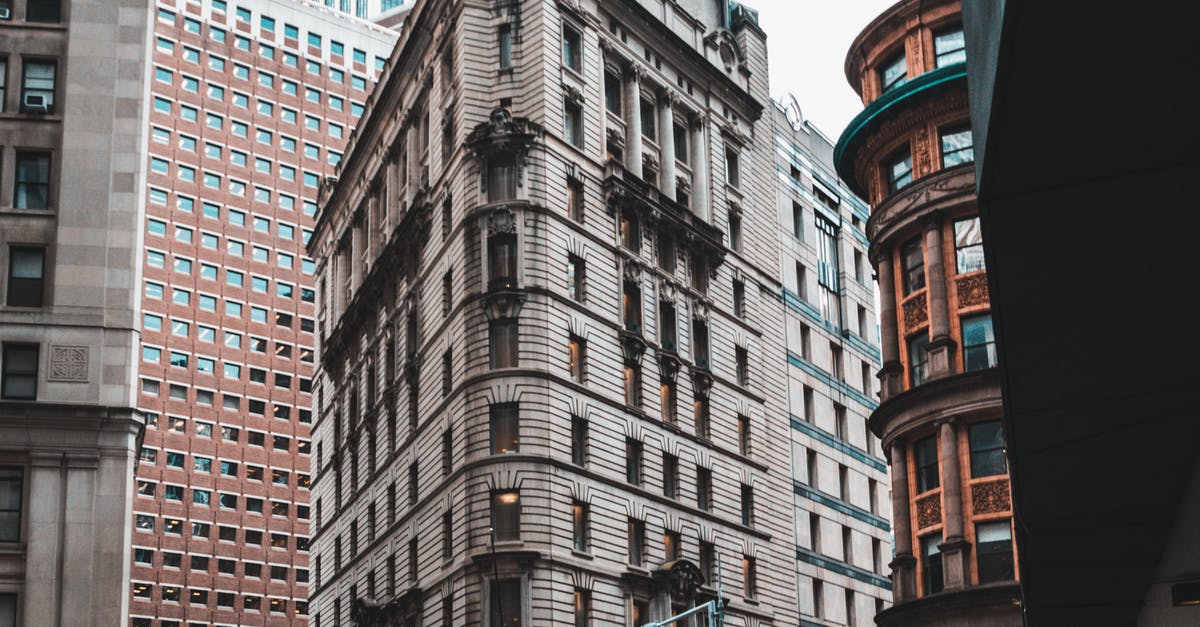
{"left": 598, "top": 46, "right": 609, "bottom": 161}
{"left": 889, "top": 442, "right": 917, "bottom": 602}
{"left": 350, "top": 218, "right": 364, "bottom": 294}
{"left": 876, "top": 250, "right": 904, "bottom": 400}
{"left": 405, "top": 124, "right": 418, "bottom": 204}
{"left": 690, "top": 116, "right": 710, "bottom": 221}
{"left": 923, "top": 214, "right": 955, "bottom": 378}
{"left": 625, "top": 68, "right": 643, "bottom": 178}
{"left": 937, "top": 419, "right": 970, "bottom": 590}
{"left": 659, "top": 91, "right": 677, "bottom": 200}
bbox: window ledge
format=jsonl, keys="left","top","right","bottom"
{"left": 571, "top": 549, "right": 593, "bottom": 560}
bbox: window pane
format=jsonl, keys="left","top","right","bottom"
{"left": 490, "top": 492, "right": 520, "bottom": 542}
{"left": 489, "top": 579, "right": 523, "bottom": 626}
{"left": 962, "top": 315, "right": 997, "bottom": 372}
{"left": 969, "top": 420, "right": 1007, "bottom": 477}
{"left": 941, "top": 126, "right": 974, "bottom": 168}
{"left": 914, "top": 435, "right": 939, "bottom": 492}
{"left": 976, "top": 521, "right": 1014, "bottom": 582}
{"left": 490, "top": 404, "right": 519, "bottom": 454}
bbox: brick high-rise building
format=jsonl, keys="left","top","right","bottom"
{"left": 0, "top": 0, "right": 153, "bottom": 623}
{"left": 129, "top": 0, "right": 394, "bottom": 624}
{"left": 834, "top": 0, "right": 1021, "bottom": 625}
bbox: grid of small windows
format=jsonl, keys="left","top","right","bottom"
{"left": 133, "top": 0, "right": 392, "bottom": 621}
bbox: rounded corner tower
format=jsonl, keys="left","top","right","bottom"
{"left": 834, "top": 1, "right": 1022, "bottom": 625}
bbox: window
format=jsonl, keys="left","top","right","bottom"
{"left": 604, "top": 71, "right": 621, "bottom": 114}
{"left": 6, "top": 247, "right": 44, "bottom": 307}
{"left": 641, "top": 98, "right": 656, "bottom": 141}
{"left": 969, "top": 420, "right": 1007, "bottom": 478}
{"left": 725, "top": 147, "right": 740, "bottom": 188}
{"left": 901, "top": 237, "right": 926, "bottom": 295}
{"left": 571, "top": 416, "right": 587, "bottom": 466}
{"left": 962, "top": 315, "right": 997, "bottom": 371}
{"left": 914, "top": 435, "right": 939, "bottom": 493}
{"left": 623, "top": 362, "right": 642, "bottom": 408}
{"left": 489, "top": 319, "right": 518, "bottom": 368}
{"left": 572, "top": 502, "right": 588, "bottom": 551}
{"left": 562, "top": 24, "right": 582, "bottom": 72}
{"left": 489, "top": 579, "right": 523, "bottom": 626}
{"left": 659, "top": 453, "right": 678, "bottom": 499}
{"left": 624, "top": 439, "right": 643, "bottom": 486}
{"left": 737, "top": 414, "right": 751, "bottom": 456}
{"left": 26, "top": 0, "right": 61, "bottom": 22}
{"left": 487, "top": 155, "right": 518, "bottom": 202}
{"left": 740, "top": 484, "right": 754, "bottom": 526}
{"left": 735, "top": 347, "right": 749, "bottom": 387}
{"left": 567, "top": 254, "right": 585, "bottom": 302}
{"left": 568, "top": 335, "right": 586, "bottom": 383}
{"left": 732, "top": 279, "right": 745, "bottom": 318}
{"left": 887, "top": 147, "right": 913, "bottom": 193}
{"left": 697, "top": 466, "right": 712, "bottom": 511}
{"left": 0, "top": 468, "right": 21, "bottom": 541}
{"left": 491, "top": 491, "right": 520, "bottom": 542}
{"left": 573, "top": 589, "right": 591, "bottom": 627}
{"left": 627, "top": 518, "right": 645, "bottom": 566}
{"left": 14, "top": 152, "right": 51, "bottom": 209}
{"left": 743, "top": 555, "right": 757, "bottom": 599}
{"left": 922, "top": 534, "right": 944, "bottom": 594}
{"left": 563, "top": 98, "right": 583, "bottom": 147}
{"left": 21, "top": 60, "right": 56, "bottom": 113}
{"left": 620, "top": 211, "right": 640, "bottom": 252}
{"left": 940, "top": 126, "right": 974, "bottom": 168}
{"left": 880, "top": 52, "right": 907, "bottom": 91}
{"left": 976, "top": 521, "right": 1014, "bottom": 583}
{"left": 487, "top": 230, "right": 518, "bottom": 289}
{"left": 490, "top": 403, "right": 519, "bottom": 454}
{"left": 954, "top": 217, "right": 985, "bottom": 273}
{"left": 622, "top": 279, "right": 642, "bottom": 332}
{"left": 935, "top": 27, "right": 967, "bottom": 67}
{"left": 2, "top": 344, "right": 38, "bottom": 399}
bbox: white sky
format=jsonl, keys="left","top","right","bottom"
{"left": 748, "top": 0, "right": 897, "bottom": 139}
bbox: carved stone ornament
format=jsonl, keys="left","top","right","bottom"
{"left": 676, "top": 175, "right": 692, "bottom": 194}
{"left": 915, "top": 492, "right": 942, "bottom": 529}
{"left": 605, "top": 187, "right": 625, "bottom": 216}
{"left": 903, "top": 291, "right": 929, "bottom": 332}
{"left": 658, "top": 352, "right": 681, "bottom": 381}
{"left": 623, "top": 259, "right": 644, "bottom": 283}
{"left": 564, "top": 84, "right": 584, "bottom": 106}
{"left": 659, "top": 278, "right": 680, "bottom": 303}
{"left": 728, "top": 199, "right": 742, "bottom": 218}
{"left": 487, "top": 206, "right": 517, "bottom": 236}
{"left": 691, "top": 297, "right": 710, "bottom": 322}
{"left": 642, "top": 151, "right": 660, "bottom": 174}
{"left": 972, "top": 479, "right": 1012, "bottom": 515}
{"left": 655, "top": 559, "right": 706, "bottom": 598}
{"left": 620, "top": 332, "right": 647, "bottom": 365}
{"left": 606, "top": 127, "right": 626, "bottom": 151}
{"left": 47, "top": 345, "right": 88, "bottom": 382}
{"left": 956, "top": 274, "right": 990, "bottom": 308}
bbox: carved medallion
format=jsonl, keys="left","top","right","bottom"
{"left": 972, "top": 479, "right": 1011, "bottom": 515}
{"left": 956, "top": 274, "right": 990, "bottom": 308}
{"left": 915, "top": 492, "right": 942, "bottom": 529}
{"left": 902, "top": 291, "right": 928, "bottom": 332}
{"left": 487, "top": 206, "right": 517, "bottom": 235}
{"left": 48, "top": 345, "right": 89, "bottom": 382}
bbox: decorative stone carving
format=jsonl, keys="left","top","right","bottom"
{"left": 48, "top": 345, "right": 88, "bottom": 382}
{"left": 691, "top": 297, "right": 710, "bottom": 322}
{"left": 658, "top": 278, "right": 680, "bottom": 303}
{"left": 676, "top": 175, "right": 691, "bottom": 195}
{"left": 956, "top": 274, "right": 990, "bottom": 308}
{"left": 915, "top": 492, "right": 942, "bottom": 529}
{"left": 902, "top": 291, "right": 928, "bottom": 332}
{"left": 606, "top": 127, "right": 626, "bottom": 151}
{"left": 623, "top": 259, "right": 644, "bottom": 283}
{"left": 972, "top": 479, "right": 1012, "bottom": 514}
{"left": 564, "top": 84, "right": 584, "bottom": 106}
{"left": 487, "top": 206, "right": 517, "bottom": 235}
{"left": 642, "top": 151, "right": 660, "bottom": 175}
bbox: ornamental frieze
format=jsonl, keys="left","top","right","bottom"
{"left": 972, "top": 479, "right": 1012, "bottom": 515}
{"left": 956, "top": 273, "right": 990, "bottom": 308}
{"left": 915, "top": 492, "right": 942, "bottom": 529}
{"left": 902, "top": 291, "right": 928, "bottom": 333}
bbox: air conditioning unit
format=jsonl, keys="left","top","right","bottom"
{"left": 23, "top": 94, "right": 50, "bottom": 114}
{"left": 0, "top": 7, "right": 12, "bottom": 19}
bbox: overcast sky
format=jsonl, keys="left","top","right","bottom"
{"left": 748, "top": 0, "right": 896, "bottom": 139}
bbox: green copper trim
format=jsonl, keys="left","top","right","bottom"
{"left": 834, "top": 63, "right": 969, "bottom": 194}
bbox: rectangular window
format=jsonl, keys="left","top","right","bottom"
{"left": 697, "top": 466, "right": 712, "bottom": 511}
{"left": 623, "top": 362, "right": 642, "bottom": 407}
{"left": 737, "top": 414, "right": 751, "bottom": 456}
{"left": 7, "top": 247, "right": 45, "bottom": 307}
{"left": 976, "top": 521, "right": 1014, "bottom": 583}
{"left": 940, "top": 126, "right": 974, "bottom": 168}
{"left": 497, "top": 24, "right": 512, "bottom": 68}
{"left": 934, "top": 27, "right": 967, "bottom": 67}
{"left": 568, "top": 335, "right": 586, "bottom": 383}
{"left": 662, "top": 453, "right": 679, "bottom": 499}
{"left": 901, "top": 237, "right": 926, "bottom": 295}
{"left": 567, "top": 179, "right": 584, "bottom": 222}
{"left": 660, "top": 377, "right": 676, "bottom": 425}
{"left": 914, "top": 435, "right": 939, "bottom": 493}
{"left": 562, "top": 24, "right": 582, "bottom": 72}
{"left": 880, "top": 52, "right": 907, "bottom": 91}
{"left": 571, "top": 416, "right": 587, "bottom": 466}
{"left": 954, "top": 217, "right": 986, "bottom": 273}
{"left": 604, "top": 71, "right": 621, "bottom": 114}
{"left": 641, "top": 98, "right": 656, "bottom": 141}
{"left": 969, "top": 420, "right": 1007, "bottom": 478}
{"left": 627, "top": 518, "right": 645, "bottom": 566}
{"left": 487, "top": 155, "right": 517, "bottom": 202}
{"left": 725, "top": 147, "right": 740, "bottom": 188}
{"left": 664, "top": 530, "right": 681, "bottom": 562}
{"left": 2, "top": 344, "right": 38, "bottom": 399}
{"left": 14, "top": 152, "right": 51, "bottom": 209}
{"left": 573, "top": 589, "right": 590, "bottom": 627}
{"left": 21, "top": 60, "right": 56, "bottom": 113}
{"left": 743, "top": 555, "right": 757, "bottom": 599}
{"left": 490, "top": 403, "right": 519, "bottom": 454}
{"left": 489, "top": 319, "right": 518, "bottom": 368}
{"left": 922, "top": 534, "right": 944, "bottom": 594}
{"left": 489, "top": 579, "right": 523, "bottom": 625}
{"left": 490, "top": 491, "right": 520, "bottom": 541}
{"left": 0, "top": 468, "right": 22, "bottom": 541}
{"left": 625, "top": 438, "right": 643, "bottom": 486}
{"left": 736, "top": 347, "right": 749, "bottom": 387}
{"left": 887, "top": 147, "right": 913, "bottom": 193}
{"left": 567, "top": 254, "right": 585, "bottom": 302}
{"left": 572, "top": 501, "right": 588, "bottom": 551}
{"left": 962, "top": 315, "right": 997, "bottom": 371}
{"left": 741, "top": 484, "right": 754, "bottom": 526}
{"left": 564, "top": 99, "right": 583, "bottom": 147}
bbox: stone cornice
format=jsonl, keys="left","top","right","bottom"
{"left": 868, "top": 367, "right": 1003, "bottom": 451}
{"left": 866, "top": 163, "right": 976, "bottom": 262}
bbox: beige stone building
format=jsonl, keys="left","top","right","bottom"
{"left": 0, "top": 0, "right": 154, "bottom": 623}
